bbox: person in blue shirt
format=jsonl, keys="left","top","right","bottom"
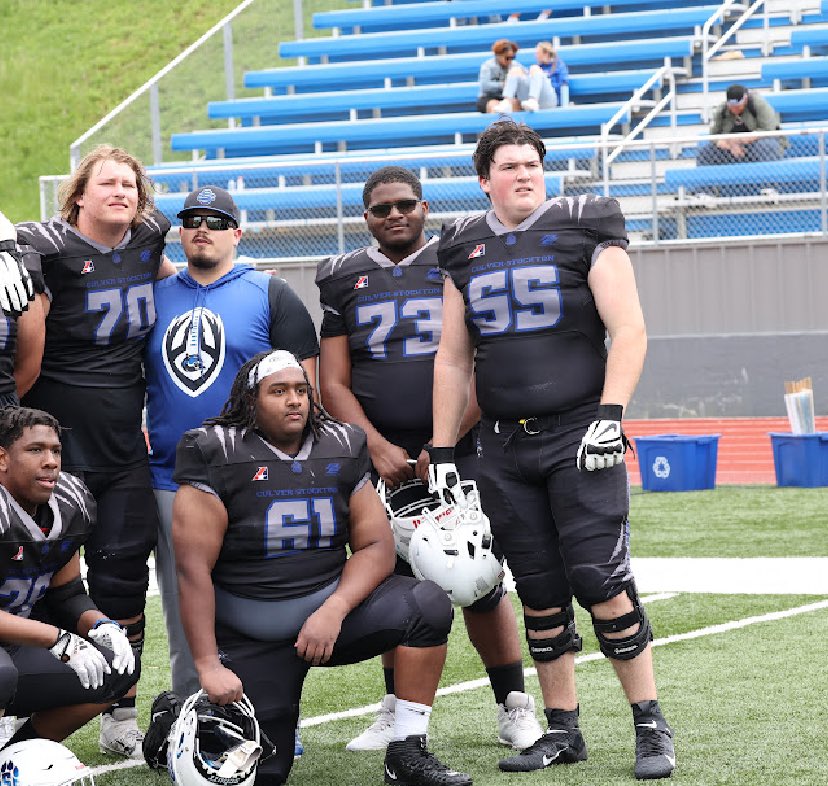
{"left": 494, "top": 41, "right": 569, "bottom": 113}
{"left": 144, "top": 186, "right": 318, "bottom": 698}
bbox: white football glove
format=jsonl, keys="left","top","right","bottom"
{"left": 49, "top": 629, "right": 111, "bottom": 689}
{"left": 0, "top": 210, "right": 35, "bottom": 317}
{"left": 576, "top": 404, "right": 629, "bottom": 471}
{"left": 426, "top": 446, "right": 466, "bottom": 506}
{"left": 88, "top": 619, "right": 135, "bottom": 675}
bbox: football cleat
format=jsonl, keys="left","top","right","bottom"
{"left": 497, "top": 691, "right": 543, "bottom": 750}
{"left": 384, "top": 734, "right": 472, "bottom": 786}
{"left": 634, "top": 717, "right": 675, "bottom": 779}
{"left": 100, "top": 706, "right": 145, "bottom": 759}
{"left": 347, "top": 694, "right": 396, "bottom": 751}
{"left": 143, "top": 691, "right": 182, "bottom": 769}
{"left": 498, "top": 727, "right": 587, "bottom": 772}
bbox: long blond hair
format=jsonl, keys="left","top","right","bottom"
{"left": 59, "top": 145, "right": 155, "bottom": 228}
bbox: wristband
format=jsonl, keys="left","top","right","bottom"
{"left": 596, "top": 404, "right": 623, "bottom": 421}
{"left": 92, "top": 617, "right": 120, "bottom": 630}
{"left": 425, "top": 445, "right": 455, "bottom": 464}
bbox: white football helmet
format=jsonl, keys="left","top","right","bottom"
{"left": 0, "top": 739, "right": 94, "bottom": 785}
{"left": 408, "top": 480, "right": 504, "bottom": 607}
{"left": 377, "top": 477, "right": 442, "bottom": 563}
{"left": 168, "top": 691, "right": 264, "bottom": 786}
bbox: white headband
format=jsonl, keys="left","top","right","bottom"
{"left": 247, "top": 351, "right": 303, "bottom": 389}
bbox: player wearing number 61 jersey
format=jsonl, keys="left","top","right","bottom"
{"left": 15, "top": 145, "right": 177, "bottom": 757}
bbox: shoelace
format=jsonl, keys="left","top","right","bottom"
{"left": 636, "top": 727, "right": 670, "bottom": 757}
{"left": 507, "top": 707, "right": 536, "bottom": 729}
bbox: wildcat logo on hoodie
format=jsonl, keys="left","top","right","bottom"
{"left": 162, "top": 306, "right": 226, "bottom": 397}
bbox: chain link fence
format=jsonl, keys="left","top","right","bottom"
{"left": 41, "top": 127, "right": 828, "bottom": 261}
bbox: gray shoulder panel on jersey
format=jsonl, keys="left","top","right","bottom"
{"left": 318, "top": 420, "right": 363, "bottom": 454}
{"left": 316, "top": 248, "right": 370, "bottom": 283}
{"left": 16, "top": 218, "right": 70, "bottom": 255}
{"left": 51, "top": 472, "right": 94, "bottom": 526}
{"left": 442, "top": 213, "right": 485, "bottom": 244}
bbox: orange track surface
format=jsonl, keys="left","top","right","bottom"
{"left": 625, "top": 417, "right": 828, "bottom": 485}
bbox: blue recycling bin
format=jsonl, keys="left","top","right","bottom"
{"left": 770, "top": 432, "right": 828, "bottom": 487}
{"left": 634, "top": 434, "right": 720, "bottom": 492}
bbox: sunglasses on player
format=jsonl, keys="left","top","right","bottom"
{"left": 181, "top": 215, "right": 237, "bottom": 231}
{"left": 367, "top": 199, "right": 423, "bottom": 218}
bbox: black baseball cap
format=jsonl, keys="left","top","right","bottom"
{"left": 726, "top": 85, "right": 748, "bottom": 104}
{"left": 177, "top": 186, "right": 240, "bottom": 224}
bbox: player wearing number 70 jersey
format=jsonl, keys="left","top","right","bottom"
{"left": 15, "top": 145, "right": 177, "bottom": 758}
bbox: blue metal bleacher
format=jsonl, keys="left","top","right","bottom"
{"left": 762, "top": 56, "right": 828, "bottom": 83}
{"left": 313, "top": 0, "right": 677, "bottom": 31}
{"left": 171, "top": 104, "right": 632, "bottom": 158}
{"left": 766, "top": 87, "right": 828, "bottom": 119}
{"left": 245, "top": 37, "right": 701, "bottom": 93}
{"left": 208, "top": 70, "right": 659, "bottom": 123}
{"left": 789, "top": 23, "right": 828, "bottom": 48}
{"left": 280, "top": 6, "right": 722, "bottom": 60}
{"left": 664, "top": 157, "right": 824, "bottom": 191}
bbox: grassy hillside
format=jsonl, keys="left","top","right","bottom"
{"left": 0, "top": 0, "right": 339, "bottom": 222}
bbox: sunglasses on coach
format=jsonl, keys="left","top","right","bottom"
{"left": 367, "top": 199, "right": 423, "bottom": 219}
{"left": 181, "top": 215, "right": 237, "bottom": 231}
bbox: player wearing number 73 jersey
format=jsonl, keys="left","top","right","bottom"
{"left": 15, "top": 145, "right": 177, "bottom": 758}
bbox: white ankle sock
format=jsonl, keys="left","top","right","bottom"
{"left": 392, "top": 698, "right": 432, "bottom": 741}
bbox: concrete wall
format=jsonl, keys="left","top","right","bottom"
{"left": 269, "top": 235, "right": 828, "bottom": 418}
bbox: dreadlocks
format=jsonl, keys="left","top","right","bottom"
{"left": 0, "top": 406, "right": 61, "bottom": 449}
{"left": 205, "top": 351, "right": 341, "bottom": 441}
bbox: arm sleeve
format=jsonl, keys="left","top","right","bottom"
{"left": 267, "top": 276, "right": 319, "bottom": 359}
{"left": 15, "top": 227, "right": 46, "bottom": 296}
{"left": 579, "top": 197, "right": 629, "bottom": 268}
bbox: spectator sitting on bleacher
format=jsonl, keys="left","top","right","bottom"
{"left": 697, "top": 84, "right": 784, "bottom": 166}
{"left": 477, "top": 39, "right": 518, "bottom": 113}
{"left": 492, "top": 41, "right": 563, "bottom": 113}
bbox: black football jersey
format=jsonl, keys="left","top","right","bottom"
{"left": 0, "top": 473, "right": 95, "bottom": 619}
{"left": 438, "top": 195, "right": 628, "bottom": 418}
{"left": 173, "top": 421, "right": 371, "bottom": 601}
{"left": 316, "top": 238, "right": 443, "bottom": 434}
{"left": 16, "top": 211, "right": 170, "bottom": 388}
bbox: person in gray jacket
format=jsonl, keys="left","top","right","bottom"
{"left": 477, "top": 40, "right": 518, "bottom": 113}
{"left": 697, "top": 84, "right": 784, "bottom": 165}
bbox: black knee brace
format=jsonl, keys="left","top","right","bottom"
{"left": 590, "top": 584, "right": 653, "bottom": 661}
{"left": 125, "top": 616, "right": 146, "bottom": 661}
{"left": 404, "top": 580, "right": 453, "bottom": 648}
{"left": 524, "top": 603, "right": 583, "bottom": 662}
{"left": 85, "top": 552, "right": 149, "bottom": 620}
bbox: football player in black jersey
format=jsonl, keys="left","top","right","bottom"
{"left": 172, "top": 350, "right": 471, "bottom": 786}
{"left": 316, "top": 167, "right": 541, "bottom": 753}
{"left": 16, "top": 145, "right": 177, "bottom": 757}
{"left": 0, "top": 211, "right": 44, "bottom": 409}
{"left": 0, "top": 407, "right": 138, "bottom": 748}
{"left": 427, "top": 121, "right": 675, "bottom": 780}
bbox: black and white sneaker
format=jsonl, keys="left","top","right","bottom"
{"left": 384, "top": 734, "right": 472, "bottom": 786}
{"left": 498, "top": 728, "right": 587, "bottom": 772}
{"left": 634, "top": 716, "right": 675, "bottom": 779}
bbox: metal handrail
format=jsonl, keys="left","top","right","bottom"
{"left": 701, "top": 0, "right": 764, "bottom": 122}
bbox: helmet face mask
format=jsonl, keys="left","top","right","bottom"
{"left": 0, "top": 739, "right": 94, "bottom": 786}
{"left": 377, "top": 477, "right": 442, "bottom": 562}
{"left": 407, "top": 480, "right": 504, "bottom": 607}
{"left": 169, "top": 692, "right": 266, "bottom": 786}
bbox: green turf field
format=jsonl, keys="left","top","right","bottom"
{"left": 56, "top": 486, "right": 828, "bottom": 785}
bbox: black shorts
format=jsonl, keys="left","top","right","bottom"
{"left": 0, "top": 641, "right": 139, "bottom": 715}
{"left": 215, "top": 574, "right": 448, "bottom": 785}
{"left": 477, "top": 404, "right": 632, "bottom": 610}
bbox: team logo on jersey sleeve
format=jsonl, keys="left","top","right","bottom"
{"left": 252, "top": 466, "right": 269, "bottom": 481}
{"left": 162, "top": 307, "right": 226, "bottom": 397}
{"left": 468, "top": 244, "right": 486, "bottom": 259}
{"left": 81, "top": 260, "right": 95, "bottom": 274}
{"left": 354, "top": 275, "right": 369, "bottom": 289}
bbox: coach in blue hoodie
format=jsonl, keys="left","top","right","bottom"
{"left": 144, "top": 186, "right": 318, "bottom": 696}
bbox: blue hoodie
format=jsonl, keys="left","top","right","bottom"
{"left": 146, "top": 263, "right": 276, "bottom": 490}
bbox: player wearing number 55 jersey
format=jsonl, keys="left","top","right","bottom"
{"left": 316, "top": 167, "right": 541, "bottom": 754}
{"left": 430, "top": 121, "right": 675, "bottom": 779}
{"left": 16, "top": 145, "right": 177, "bottom": 757}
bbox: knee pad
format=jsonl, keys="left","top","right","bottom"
{"left": 85, "top": 551, "right": 149, "bottom": 619}
{"left": 404, "top": 580, "right": 453, "bottom": 648}
{"left": 524, "top": 603, "right": 583, "bottom": 662}
{"left": 464, "top": 581, "right": 506, "bottom": 615}
{"left": 590, "top": 584, "right": 653, "bottom": 661}
{"left": 0, "top": 658, "right": 18, "bottom": 709}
